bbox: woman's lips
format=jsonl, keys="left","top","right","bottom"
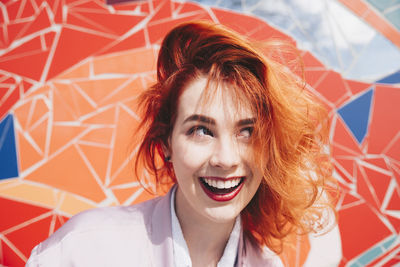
{"left": 199, "top": 176, "right": 245, "bottom": 202}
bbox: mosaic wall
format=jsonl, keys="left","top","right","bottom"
{"left": 0, "top": 0, "right": 399, "bottom": 266}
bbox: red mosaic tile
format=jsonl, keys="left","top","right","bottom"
{"left": 0, "top": 87, "right": 10, "bottom": 102}
{"left": 67, "top": 10, "right": 146, "bottom": 36}
{"left": 340, "top": 191, "right": 362, "bottom": 208}
{"left": 364, "top": 157, "right": 389, "bottom": 171}
{"left": 5, "top": 0, "right": 22, "bottom": 21}
{"left": 20, "top": 0, "right": 36, "bottom": 19}
{"left": 386, "top": 188, "right": 400, "bottom": 211}
{"left": 0, "top": 39, "right": 52, "bottom": 81}
{"left": 0, "top": 197, "right": 50, "bottom": 232}
{"left": 345, "top": 80, "right": 371, "bottom": 96}
{"left": 304, "top": 69, "right": 327, "bottom": 88}
{"left": 383, "top": 258, "right": 400, "bottom": 267}
{"left": 333, "top": 117, "right": 363, "bottom": 155}
{"left": 1, "top": 32, "right": 42, "bottom": 58}
{"left": 357, "top": 165, "right": 380, "bottom": 209}
{"left": 22, "top": 80, "right": 33, "bottom": 93}
{"left": 53, "top": 0, "right": 63, "bottom": 23}
{"left": 386, "top": 215, "right": 400, "bottom": 233}
{"left": 213, "top": 8, "right": 291, "bottom": 42}
{"left": 112, "top": 1, "right": 148, "bottom": 13}
{"left": 22, "top": 6, "right": 52, "bottom": 38}
{"left": 176, "top": 2, "right": 203, "bottom": 14}
{"left": 71, "top": 0, "right": 109, "bottom": 11}
{"left": 0, "top": 86, "right": 19, "bottom": 121}
{"left": 46, "top": 27, "right": 114, "bottom": 80}
{"left": 0, "top": 239, "right": 26, "bottom": 267}
{"left": 6, "top": 20, "right": 32, "bottom": 45}
{"left": 363, "top": 166, "right": 392, "bottom": 205}
{"left": 386, "top": 137, "right": 400, "bottom": 162}
{"left": 302, "top": 51, "right": 325, "bottom": 68}
{"left": 5, "top": 214, "right": 53, "bottom": 257}
{"left": 335, "top": 157, "right": 355, "bottom": 178}
{"left": 368, "top": 85, "right": 400, "bottom": 154}
{"left": 97, "top": 28, "right": 147, "bottom": 55}
{"left": 339, "top": 202, "right": 392, "bottom": 260}
{"left": 148, "top": 0, "right": 173, "bottom": 25}
{"left": 314, "top": 71, "right": 349, "bottom": 104}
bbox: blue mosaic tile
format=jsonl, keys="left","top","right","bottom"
{"left": 366, "top": 0, "right": 400, "bottom": 13}
{"left": 338, "top": 88, "right": 374, "bottom": 144}
{"left": 358, "top": 245, "right": 383, "bottom": 265}
{"left": 382, "top": 235, "right": 397, "bottom": 250}
{"left": 377, "top": 70, "right": 400, "bottom": 84}
{"left": 386, "top": 7, "right": 400, "bottom": 30}
{"left": 0, "top": 114, "right": 19, "bottom": 180}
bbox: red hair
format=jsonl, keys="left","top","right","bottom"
{"left": 135, "top": 21, "right": 336, "bottom": 252}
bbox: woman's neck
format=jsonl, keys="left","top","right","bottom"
{"left": 175, "top": 188, "right": 236, "bottom": 267}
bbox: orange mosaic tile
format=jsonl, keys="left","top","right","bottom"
{"left": 77, "top": 144, "right": 110, "bottom": 184}
{"left": 57, "top": 61, "right": 91, "bottom": 80}
{"left": 93, "top": 48, "right": 157, "bottom": 75}
{"left": 25, "top": 145, "right": 107, "bottom": 202}
{"left": 0, "top": 181, "right": 56, "bottom": 209}
{"left": 58, "top": 193, "right": 97, "bottom": 216}
{"left": 16, "top": 131, "right": 43, "bottom": 171}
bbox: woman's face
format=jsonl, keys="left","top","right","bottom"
{"left": 169, "top": 76, "right": 263, "bottom": 224}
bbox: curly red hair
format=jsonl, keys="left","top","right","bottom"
{"left": 135, "top": 20, "right": 336, "bottom": 253}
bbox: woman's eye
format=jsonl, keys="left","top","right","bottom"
{"left": 187, "top": 126, "right": 213, "bottom": 137}
{"left": 238, "top": 127, "right": 253, "bottom": 139}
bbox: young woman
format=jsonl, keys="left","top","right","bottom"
{"left": 27, "top": 21, "right": 335, "bottom": 267}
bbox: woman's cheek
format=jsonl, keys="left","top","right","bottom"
{"left": 175, "top": 141, "right": 212, "bottom": 169}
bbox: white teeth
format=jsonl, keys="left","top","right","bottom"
{"left": 202, "top": 178, "right": 242, "bottom": 189}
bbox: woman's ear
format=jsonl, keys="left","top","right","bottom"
{"left": 162, "top": 142, "right": 171, "bottom": 162}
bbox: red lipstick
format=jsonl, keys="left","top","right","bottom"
{"left": 199, "top": 177, "right": 245, "bottom": 202}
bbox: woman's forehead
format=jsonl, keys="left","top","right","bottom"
{"left": 177, "top": 76, "right": 254, "bottom": 121}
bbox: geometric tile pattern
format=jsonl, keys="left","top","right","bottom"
{"left": 192, "top": 0, "right": 400, "bottom": 81}
{"left": 0, "top": 0, "right": 399, "bottom": 266}
{"left": 339, "top": 0, "right": 400, "bottom": 48}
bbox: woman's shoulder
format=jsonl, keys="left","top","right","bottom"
{"left": 52, "top": 196, "right": 159, "bottom": 239}
{"left": 27, "top": 196, "right": 163, "bottom": 266}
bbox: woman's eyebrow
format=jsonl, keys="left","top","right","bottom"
{"left": 237, "top": 118, "right": 255, "bottom": 126}
{"left": 183, "top": 114, "right": 215, "bottom": 125}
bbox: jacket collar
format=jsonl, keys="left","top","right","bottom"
{"left": 149, "top": 186, "right": 277, "bottom": 267}
{"left": 150, "top": 188, "right": 175, "bottom": 267}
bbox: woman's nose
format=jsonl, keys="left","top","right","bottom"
{"left": 209, "top": 136, "right": 240, "bottom": 170}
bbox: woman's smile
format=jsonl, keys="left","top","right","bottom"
{"left": 199, "top": 176, "right": 246, "bottom": 202}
